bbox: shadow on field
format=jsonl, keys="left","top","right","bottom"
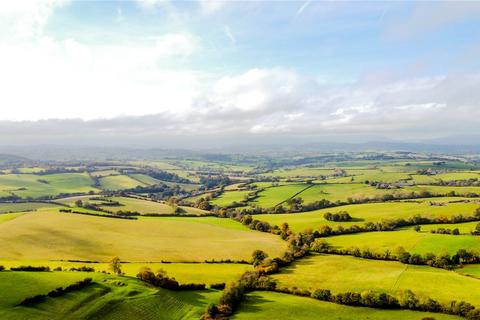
{"left": 239, "top": 293, "right": 274, "bottom": 313}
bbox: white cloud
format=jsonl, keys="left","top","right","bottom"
{"left": 154, "top": 33, "right": 197, "bottom": 57}
{"left": 0, "top": 0, "right": 68, "bottom": 39}
{"left": 199, "top": 0, "right": 225, "bottom": 14}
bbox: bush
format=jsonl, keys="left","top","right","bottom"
{"left": 210, "top": 283, "right": 226, "bottom": 290}
{"left": 11, "top": 265, "right": 50, "bottom": 272}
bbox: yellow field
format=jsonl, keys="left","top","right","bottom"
{"left": 0, "top": 211, "right": 287, "bottom": 262}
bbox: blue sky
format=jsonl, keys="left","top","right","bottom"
{"left": 0, "top": 1, "right": 480, "bottom": 146}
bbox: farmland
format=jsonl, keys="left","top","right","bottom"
{"left": 1, "top": 154, "right": 480, "bottom": 319}
{"left": 233, "top": 291, "right": 463, "bottom": 320}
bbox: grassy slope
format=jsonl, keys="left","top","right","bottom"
{"left": 233, "top": 291, "right": 462, "bottom": 320}
{"left": 0, "top": 271, "right": 220, "bottom": 320}
{"left": 273, "top": 254, "right": 480, "bottom": 306}
{"left": 256, "top": 199, "right": 479, "bottom": 232}
{"left": 99, "top": 175, "right": 146, "bottom": 191}
{"left": 0, "top": 202, "right": 59, "bottom": 213}
{"left": 0, "top": 212, "right": 26, "bottom": 224}
{"left": 210, "top": 190, "right": 251, "bottom": 207}
{"left": 0, "top": 212, "right": 287, "bottom": 262}
{"left": 0, "top": 173, "right": 99, "bottom": 198}
{"left": 249, "top": 184, "right": 310, "bottom": 208}
{"left": 326, "top": 229, "right": 480, "bottom": 255}
{"left": 0, "top": 261, "right": 252, "bottom": 285}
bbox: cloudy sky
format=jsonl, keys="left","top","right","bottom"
{"left": 1, "top": 0, "right": 479, "bottom": 147}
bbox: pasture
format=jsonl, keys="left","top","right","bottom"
{"left": 210, "top": 190, "right": 251, "bottom": 207}
{"left": 249, "top": 184, "right": 310, "bottom": 208}
{"left": 99, "top": 175, "right": 146, "bottom": 190}
{"left": 0, "top": 173, "right": 99, "bottom": 198}
{"left": 273, "top": 254, "right": 480, "bottom": 306}
{"left": 232, "top": 291, "right": 462, "bottom": 320}
{"left": 0, "top": 202, "right": 59, "bottom": 213}
{"left": 0, "top": 271, "right": 220, "bottom": 320}
{"left": 325, "top": 229, "right": 480, "bottom": 255}
{"left": 256, "top": 198, "right": 479, "bottom": 232}
{"left": 0, "top": 211, "right": 287, "bottom": 262}
{"left": 0, "top": 261, "right": 252, "bottom": 285}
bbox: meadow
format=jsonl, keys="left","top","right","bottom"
{"left": 0, "top": 173, "right": 99, "bottom": 198}
{"left": 2, "top": 156, "right": 480, "bottom": 319}
{"left": 0, "top": 211, "right": 287, "bottom": 262}
{"left": 0, "top": 271, "right": 220, "bottom": 320}
{"left": 325, "top": 229, "right": 480, "bottom": 255}
{"left": 233, "top": 291, "right": 463, "bottom": 320}
{"left": 272, "top": 254, "right": 480, "bottom": 306}
{"left": 256, "top": 198, "right": 479, "bottom": 232}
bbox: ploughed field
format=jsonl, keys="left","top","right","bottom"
{"left": 1, "top": 158, "right": 480, "bottom": 319}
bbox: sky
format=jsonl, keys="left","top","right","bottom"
{"left": 0, "top": 0, "right": 480, "bottom": 148}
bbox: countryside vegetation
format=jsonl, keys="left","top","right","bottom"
{"left": 1, "top": 152, "right": 480, "bottom": 319}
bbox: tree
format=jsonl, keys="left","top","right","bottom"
{"left": 413, "top": 225, "right": 421, "bottom": 232}
{"left": 251, "top": 250, "right": 268, "bottom": 267}
{"left": 110, "top": 257, "right": 122, "bottom": 275}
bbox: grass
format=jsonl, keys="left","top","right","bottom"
{"left": 0, "top": 211, "right": 287, "bottom": 262}
{"left": 0, "top": 271, "right": 220, "bottom": 320}
{"left": 295, "top": 183, "right": 397, "bottom": 203}
{"left": 249, "top": 184, "right": 311, "bottom": 208}
{"left": 273, "top": 254, "right": 480, "bottom": 306}
{"left": 210, "top": 190, "right": 251, "bottom": 207}
{"left": 326, "top": 229, "right": 480, "bottom": 255}
{"left": 256, "top": 198, "right": 479, "bottom": 232}
{"left": 0, "top": 212, "right": 25, "bottom": 224}
{"left": 56, "top": 195, "right": 208, "bottom": 215}
{"left": 232, "top": 291, "right": 462, "bottom": 320}
{"left": 0, "top": 173, "right": 99, "bottom": 198}
{"left": 0, "top": 202, "right": 59, "bottom": 213}
{"left": 99, "top": 175, "right": 146, "bottom": 190}
{"left": 0, "top": 261, "right": 252, "bottom": 285}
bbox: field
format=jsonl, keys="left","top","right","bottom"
{"left": 325, "top": 229, "right": 480, "bottom": 255}
{"left": 0, "top": 202, "right": 59, "bottom": 213}
{"left": 0, "top": 173, "right": 99, "bottom": 198}
{"left": 249, "top": 184, "right": 310, "bottom": 208}
{"left": 233, "top": 291, "right": 462, "bottom": 320}
{"left": 273, "top": 254, "right": 480, "bottom": 306}
{"left": 256, "top": 198, "right": 479, "bottom": 232}
{"left": 210, "top": 190, "right": 251, "bottom": 207}
{"left": 0, "top": 261, "right": 252, "bottom": 285}
{"left": 0, "top": 211, "right": 287, "bottom": 262}
{"left": 0, "top": 271, "right": 220, "bottom": 320}
{"left": 99, "top": 175, "right": 146, "bottom": 190}
{"left": 2, "top": 155, "right": 480, "bottom": 319}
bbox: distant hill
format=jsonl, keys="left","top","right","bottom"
{"left": 0, "top": 154, "right": 30, "bottom": 166}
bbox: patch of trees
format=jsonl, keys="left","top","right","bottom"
{"left": 432, "top": 179, "right": 480, "bottom": 187}
{"left": 19, "top": 278, "right": 92, "bottom": 306}
{"left": 0, "top": 265, "right": 4, "bottom": 271}
{"left": 199, "top": 175, "right": 231, "bottom": 190}
{"left": 311, "top": 242, "right": 480, "bottom": 269}
{"left": 323, "top": 211, "right": 352, "bottom": 221}
{"left": 202, "top": 270, "right": 276, "bottom": 319}
{"left": 60, "top": 209, "right": 138, "bottom": 220}
{"left": 10, "top": 265, "right": 50, "bottom": 271}
{"left": 314, "top": 212, "right": 480, "bottom": 238}
{"left": 430, "top": 227, "right": 460, "bottom": 235}
{"left": 472, "top": 223, "right": 480, "bottom": 235}
{"left": 136, "top": 268, "right": 205, "bottom": 291}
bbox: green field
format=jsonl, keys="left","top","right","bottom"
{"left": 0, "top": 261, "right": 251, "bottom": 285}
{"left": 0, "top": 211, "right": 287, "bottom": 262}
{"left": 210, "top": 190, "right": 251, "bottom": 207}
{"left": 326, "top": 229, "right": 480, "bottom": 255}
{"left": 233, "top": 291, "right": 462, "bottom": 320}
{"left": 256, "top": 198, "right": 479, "bottom": 232}
{"left": 0, "top": 173, "right": 99, "bottom": 198}
{"left": 249, "top": 184, "right": 310, "bottom": 208}
{"left": 0, "top": 202, "right": 59, "bottom": 213}
{"left": 273, "top": 254, "right": 480, "bottom": 306}
{"left": 99, "top": 175, "right": 146, "bottom": 190}
{"left": 0, "top": 271, "right": 220, "bottom": 319}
